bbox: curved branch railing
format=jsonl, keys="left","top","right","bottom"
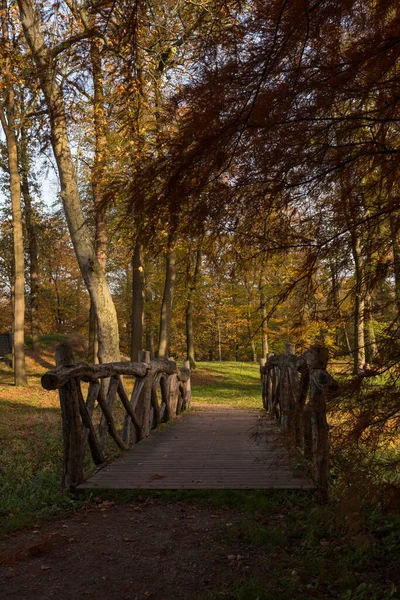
{"left": 260, "top": 344, "right": 338, "bottom": 497}
{"left": 42, "top": 343, "right": 191, "bottom": 490}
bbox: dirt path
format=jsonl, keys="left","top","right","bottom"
{"left": 0, "top": 497, "right": 264, "bottom": 600}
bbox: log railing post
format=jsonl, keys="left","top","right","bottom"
{"left": 183, "top": 359, "right": 192, "bottom": 410}
{"left": 136, "top": 350, "right": 152, "bottom": 440}
{"left": 168, "top": 372, "right": 180, "bottom": 417}
{"left": 56, "top": 343, "right": 84, "bottom": 491}
{"left": 43, "top": 348, "right": 192, "bottom": 487}
{"left": 309, "top": 369, "right": 331, "bottom": 500}
{"left": 261, "top": 344, "right": 336, "bottom": 498}
{"left": 260, "top": 358, "right": 267, "bottom": 409}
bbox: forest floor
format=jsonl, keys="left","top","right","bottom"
{"left": 0, "top": 342, "right": 399, "bottom": 599}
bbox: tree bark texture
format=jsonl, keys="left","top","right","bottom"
{"left": 0, "top": 3, "right": 27, "bottom": 385}
{"left": 88, "top": 37, "right": 108, "bottom": 360}
{"left": 350, "top": 228, "right": 366, "bottom": 372}
{"left": 389, "top": 211, "right": 400, "bottom": 314}
{"left": 259, "top": 276, "right": 269, "bottom": 358}
{"left": 17, "top": 0, "right": 120, "bottom": 363}
{"left": 185, "top": 243, "right": 202, "bottom": 369}
{"left": 131, "top": 240, "right": 144, "bottom": 361}
{"left": 364, "top": 293, "right": 378, "bottom": 364}
{"left": 158, "top": 247, "right": 176, "bottom": 359}
{"left": 20, "top": 126, "right": 40, "bottom": 352}
{"left": 56, "top": 343, "right": 84, "bottom": 490}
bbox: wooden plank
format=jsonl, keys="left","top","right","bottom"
{"left": 78, "top": 406, "right": 315, "bottom": 490}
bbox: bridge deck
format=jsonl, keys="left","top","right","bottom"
{"left": 78, "top": 406, "right": 315, "bottom": 490}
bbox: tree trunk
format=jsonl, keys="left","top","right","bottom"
{"left": 17, "top": 0, "right": 120, "bottom": 363}
{"left": 329, "top": 260, "right": 352, "bottom": 356}
{"left": 158, "top": 247, "right": 176, "bottom": 359}
{"left": 389, "top": 211, "right": 400, "bottom": 314}
{"left": 20, "top": 126, "right": 40, "bottom": 352}
{"left": 364, "top": 293, "right": 378, "bottom": 364}
{"left": 259, "top": 277, "right": 269, "bottom": 358}
{"left": 217, "top": 319, "right": 222, "bottom": 361}
{"left": 0, "top": 3, "right": 27, "bottom": 385}
{"left": 88, "top": 303, "right": 98, "bottom": 363}
{"left": 247, "top": 306, "right": 257, "bottom": 362}
{"left": 185, "top": 243, "right": 202, "bottom": 369}
{"left": 131, "top": 240, "right": 144, "bottom": 361}
{"left": 88, "top": 37, "right": 108, "bottom": 361}
{"left": 0, "top": 108, "right": 27, "bottom": 386}
{"left": 350, "top": 229, "right": 366, "bottom": 373}
{"left": 145, "top": 287, "right": 155, "bottom": 358}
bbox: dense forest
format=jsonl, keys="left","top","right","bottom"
{"left": 0, "top": 4, "right": 399, "bottom": 598}
{"left": 0, "top": 1, "right": 399, "bottom": 442}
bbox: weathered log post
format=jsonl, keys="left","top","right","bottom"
{"left": 160, "top": 373, "right": 170, "bottom": 422}
{"left": 305, "top": 346, "right": 336, "bottom": 499}
{"left": 265, "top": 353, "right": 275, "bottom": 415}
{"left": 168, "top": 371, "right": 180, "bottom": 417}
{"left": 302, "top": 405, "right": 313, "bottom": 459}
{"left": 177, "top": 361, "right": 191, "bottom": 413}
{"left": 261, "top": 343, "right": 336, "bottom": 498}
{"left": 309, "top": 369, "right": 331, "bottom": 500}
{"left": 298, "top": 344, "right": 330, "bottom": 462}
{"left": 182, "top": 359, "right": 192, "bottom": 410}
{"left": 273, "top": 345, "right": 296, "bottom": 430}
{"left": 150, "top": 373, "right": 163, "bottom": 427}
{"left": 295, "top": 361, "right": 309, "bottom": 451}
{"left": 280, "top": 350, "right": 299, "bottom": 430}
{"left": 55, "top": 343, "right": 84, "bottom": 491}
{"left": 137, "top": 351, "right": 152, "bottom": 439}
{"left": 270, "top": 365, "right": 279, "bottom": 419}
{"left": 260, "top": 358, "right": 267, "bottom": 409}
{"left": 279, "top": 357, "right": 291, "bottom": 429}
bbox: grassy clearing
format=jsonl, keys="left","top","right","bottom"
{"left": 191, "top": 360, "right": 261, "bottom": 408}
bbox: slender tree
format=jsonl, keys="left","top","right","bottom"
{"left": 17, "top": 0, "right": 120, "bottom": 362}
{"left": 0, "top": 0, "right": 27, "bottom": 385}
{"left": 158, "top": 243, "right": 176, "bottom": 359}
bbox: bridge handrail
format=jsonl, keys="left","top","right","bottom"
{"left": 260, "top": 344, "right": 338, "bottom": 498}
{"left": 41, "top": 343, "right": 191, "bottom": 490}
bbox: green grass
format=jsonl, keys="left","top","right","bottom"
{"left": 192, "top": 360, "right": 261, "bottom": 408}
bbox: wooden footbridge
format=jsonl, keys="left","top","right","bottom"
{"left": 42, "top": 344, "right": 337, "bottom": 495}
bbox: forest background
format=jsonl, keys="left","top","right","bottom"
{"left": 0, "top": 0, "right": 399, "bottom": 500}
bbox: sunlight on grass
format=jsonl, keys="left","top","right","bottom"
{"left": 191, "top": 361, "right": 261, "bottom": 409}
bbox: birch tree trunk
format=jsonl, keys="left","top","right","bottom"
{"left": 17, "top": 0, "right": 120, "bottom": 363}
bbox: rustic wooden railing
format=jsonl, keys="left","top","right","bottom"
{"left": 260, "top": 344, "right": 338, "bottom": 498}
{"left": 42, "top": 343, "right": 191, "bottom": 490}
